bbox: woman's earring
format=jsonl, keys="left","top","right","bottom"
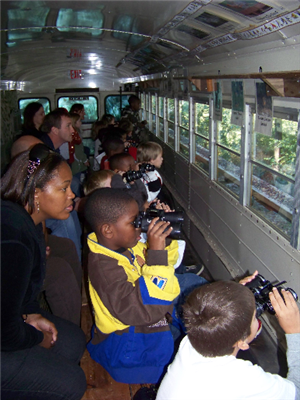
{"left": 36, "top": 200, "right": 40, "bottom": 213}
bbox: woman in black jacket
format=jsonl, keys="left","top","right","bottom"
{"left": 1, "top": 144, "right": 86, "bottom": 400}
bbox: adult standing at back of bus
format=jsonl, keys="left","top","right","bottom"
{"left": 69, "top": 104, "right": 90, "bottom": 196}
{"left": 21, "top": 102, "right": 45, "bottom": 139}
{"left": 1, "top": 144, "right": 86, "bottom": 400}
{"left": 70, "top": 103, "right": 86, "bottom": 123}
{"left": 39, "top": 109, "right": 82, "bottom": 260}
{"left": 121, "top": 95, "right": 149, "bottom": 143}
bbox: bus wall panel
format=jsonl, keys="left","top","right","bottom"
{"left": 161, "top": 144, "right": 176, "bottom": 186}
{"left": 162, "top": 153, "right": 300, "bottom": 295}
{"left": 189, "top": 223, "right": 232, "bottom": 281}
{"left": 174, "top": 155, "right": 190, "bottom": 208}
{"left": 206, "top": 184, "right": 300, "bottom": 292}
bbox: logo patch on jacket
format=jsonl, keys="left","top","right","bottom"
{"left": 150, "top": 276, "right": 167, "bottom": 290}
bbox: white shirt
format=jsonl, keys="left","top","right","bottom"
{"left": 157, "top": 335, "right": 296, "bottom": 400}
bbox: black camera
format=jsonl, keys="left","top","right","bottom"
{"left": 133, "top": 208, "right": 184, "bottom": 239}
{"left": 122, "top": 163, "right": 155, "bottom": 183}
{"left": 245, "top": 274, "right": 298, "bottom": 317}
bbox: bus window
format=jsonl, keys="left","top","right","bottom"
{"left": 250, "top": 116, "right": 297, "bottom": 239}
{"left": 216, "top": 108, "right": 241, "bottom": 197}
{"left": 57, "top": 96, "right": 98, "bottom": 123}
{"left": 151, "top": 95, "right": 156, "bottom": 135}
{"left": 158, "top": 97, "right": 164, "bottom": 140}
{"left": 105, "top": 95, "right": 131, "bottom": 121}
{"left": 179, "top": 100, "right": 189, "bottom": 159}
{"left": 140, "top": 93, "right": 145, "bottom": 121}
{"left": 56, "top": 9, "right": 104, "bottom": 37}
{"left": 194, "top": 102, "right": 209, "bottom": 174}
{"left": 167, "top": 98, "right": 175, "bottom": 149}
{"left": 19, "top": 98, "right": 51, "bottom": 123}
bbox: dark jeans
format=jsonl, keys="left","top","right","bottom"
{"left": 1, "top": 311, "right": 87, "bottom": 400}
{"left": 43, "top": 235, "right": 82, "bottom": 326}
{"left": 46, "top": 210, "right": 82, "bottom": 261}
{"left": 169, "top": 273, "right": 209, "bottom": 342}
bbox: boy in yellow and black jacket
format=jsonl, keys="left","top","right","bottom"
{"left": 85, "top": 188, "right": 180, "bottom": 384}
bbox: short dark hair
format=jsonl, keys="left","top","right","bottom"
{"left": 109, "top": 153, "right": 134, "bottom": 171}
{"left": 102, "top": 137, "right": 124, "bottom": 156}
{"left": 84, "top": 188, "right": 137, "bottom": 232}
{"left": 128, "top": 95, "right": 140, "bottom": 105}
{"left": 99, "top": 126, "right": 126, "bottom": 144}
{"left": 70, "top": 103, "right": 84, "bottom": 113}
{"left": 40, "top": 108, "right": 70, "bottom": 133}
{"left": 23, "top": 102, "right": 43, "bottom": 130}
{"left": 1, "top": 144, "right": 66, "bottom": 214}
{"left": 183, "top": 281, "right": 255, "bottom": 357}
{"left": 124, "top": 185, "right": 148, "bottom": 212}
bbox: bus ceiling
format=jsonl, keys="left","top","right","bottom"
{"left": 1, "top": 0, "right": 300, "bottom": 93}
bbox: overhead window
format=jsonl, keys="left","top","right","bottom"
{"left": 56, "top": 9, "right": 104, "bottom": 36}
{"left": 7, "top": 2, "right": 49, "bottom": 46}
{"left": 112, "top": 15, "right": 144, "bottom": 46}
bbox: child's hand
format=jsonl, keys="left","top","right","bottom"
{"left": 147, "top": 217, "right": 172, "bottom": 250}
{"left": 155, "top": 200, "right": 174, "bottom": 212}
{"left": 269, "top": 288, "right": 300, "bottom": 334}
{"left": 239, "top": 270, "right": 258, "bottom": 285}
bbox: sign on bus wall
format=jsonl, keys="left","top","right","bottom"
{"left": 255, "top": 82, "right": 273, "bottom": 136}
{"left": 67, "top": 49, "right": 82, "bottom": 58}
{"left": 231, "top": 81, "right": 244, "bottom": 127}
{"left": 69, "top": 70, "right": 83, "bottom": 79}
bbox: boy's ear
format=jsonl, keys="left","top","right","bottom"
{"left": 236, "top": 339, "right": 250, "bottom": 352}
{"left": 101, "top": 223, "right": 114, "bottom": 239}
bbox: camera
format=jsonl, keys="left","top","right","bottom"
{"left": 122, "top": 163, "right": 155, "bottom": 183}
{"left": 245, "top": 274, "right": 298, "bottom": 317}
{"left": 133, "top": 208, "right": 184, "bottom": 239}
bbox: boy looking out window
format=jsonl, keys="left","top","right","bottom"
{"left": 157, "top": 280, "right": 300, "bottom": 400}
{"left": 84, "top": 188, "right": 181, "bottom": 384}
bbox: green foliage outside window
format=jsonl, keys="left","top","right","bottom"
{"left": 105, "top": 95, "right": 131, "bottom": 121}
{"left": 151, "top": 96, "right": 156, "bottom": 114}
{"left": 168, "top": 99, "right": 175, "bottom": 122}
{"left": 217, "top": 109, "right": 241, "bottom": 152}
{"left": 159, "top": 97, "right": 164, "bottom": 117}
{"left": 253, "top": 118, "right": 297, "bottom": 178}
{"left": 179, "top": 100, "right": 189, "bottom": 129}
{"left": 195, "top": 103, "right": 209, "bottom": 138}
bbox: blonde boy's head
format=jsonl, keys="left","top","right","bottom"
{"left": 84, "top": 170, "right": 115, "bottom": 196}
{"left": 137, "top": 141, "right": 162, "bottom": 163}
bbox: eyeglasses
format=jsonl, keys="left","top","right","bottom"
{"left": 27, "top": 144, "right": 53, "bottom": 179}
